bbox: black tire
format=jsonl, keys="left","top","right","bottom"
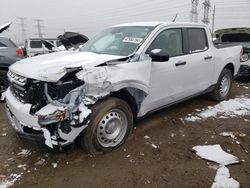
{"left": 210, "top": 69, "right": 233, "bottom": 101}
{"left": 0, "top": 70, "right": 8, "bottom": 102}
{"left": 80, "top": 97, "right": 133, "bottom": 154}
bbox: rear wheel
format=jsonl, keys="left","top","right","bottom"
{"left": 0, "top": 70, "right": 8, "bottom": 102}
{"left": 80, "top": 97, "right": 133, "bottom": 154}
{"left": 210, "top": 69, "right": 233, "bottom": 101}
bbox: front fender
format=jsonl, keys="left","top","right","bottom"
{"left": 76, "top": 59, "right": 152, "bottom": 97}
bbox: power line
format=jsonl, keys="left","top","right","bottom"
{"left": 33, "top": 19, "right": 45, "bottom": 38}
{"left": 16, "top": 17, "right": 27, "bottom": 44}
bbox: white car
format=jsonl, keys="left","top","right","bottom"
{"left": 5, "top": 22, "right": 242, "bottom": 154}
{"left": 24, "top": 38, "right": 61, "bottom": 57}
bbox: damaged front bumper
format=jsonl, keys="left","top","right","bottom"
{"left": 5, "top": 88, "right": 91, "bottom": 149}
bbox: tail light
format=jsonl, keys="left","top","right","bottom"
{"left": 240, "top": 48, "right": 249, "bottom": 62}
{"left": 16, "top": 48, "right": 23, "bottom": 56}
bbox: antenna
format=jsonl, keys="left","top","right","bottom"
{"left": 172, "top": 13, "right": 178, "bottom": 22}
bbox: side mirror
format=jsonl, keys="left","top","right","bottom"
{"left": 149, "top": 49, "right": 170, "bottom": 62}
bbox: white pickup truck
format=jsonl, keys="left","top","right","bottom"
{"left": 5, "top": 22, "right": 242, "bottom": 154}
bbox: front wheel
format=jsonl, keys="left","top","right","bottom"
{"left": 80, "top": 97, "right": 133, "bottom": 154}
{"left": 210, "top": 69, "right": 233, "bottom": 101}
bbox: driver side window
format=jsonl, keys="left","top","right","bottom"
{"left": 147, "top": 28, "right": 183, "bottom": 57}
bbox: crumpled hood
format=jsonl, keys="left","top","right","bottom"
{"left": 9, "top": 51, "right": 124, "bottom": 82}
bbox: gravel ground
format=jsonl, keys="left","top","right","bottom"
{"left": 0, "top": 78, "right": 249, "bottom": 188}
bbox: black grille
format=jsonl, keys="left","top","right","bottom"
{"left": 8, "top": 71, "right": 47, "bottom": 109}
{"left": 8, "top": 71, "right": 29, "bottom": 103}
{"left": 10, "top": 83, "right": 27, "bottom": 103}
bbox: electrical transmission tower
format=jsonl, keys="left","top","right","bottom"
{"left": 33, "top": 19, "right": 45, "bottom": 38}
{"left": 17, "top": 17, "right": 27, "bottom": 44}
{"left": 190, "top": 0, "right": 199, "bottom": 23}
{"left": 202, "top": 0, "right": 211, "bottom": 25}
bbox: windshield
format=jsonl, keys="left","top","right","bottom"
{"left": 80, "top": 26, "right": 154, "bottom": 56}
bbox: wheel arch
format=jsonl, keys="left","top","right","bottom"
{"left": 224, "top": 63, "right": 235, "bottom": 77}
{"left": 110, "top": 87, "right": 147, "bottom": 120}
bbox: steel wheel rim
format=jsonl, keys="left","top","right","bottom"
{"left": 97, "top": 109, "right": 128, "bottom": 147}
{"left": 219, "top": 74, "right": 231, "bottom": 97}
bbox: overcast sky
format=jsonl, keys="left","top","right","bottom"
{"left": 1, "top": 0, "right": 250, "bottom": 44}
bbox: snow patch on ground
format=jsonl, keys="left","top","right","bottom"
{"left": 211, "top": 166, "right": 240, "bottom": 188}
{"left": 0, "top": 173, "right": 23, "bottom": 188}
{"left": 192, "top": 144, "right": 239, "bottom": 165}
{"left": 219, "top": 132, "right": 237, "bottom": 139}
{"left": 193, "top": 144, "right": 240, "bottom": 188}
{"left": 151, "top": 143, "right": 159, "bottom": 149}
{"left": 34, "top": 158, "right": 46, "bottom": 166}
{"left": 185, "top": 96, "right": 250, "bottom": 122}
{"left": 51, "top": 163, "right": 58, "bottom": 168}
{"left": 184, "top": 116, "right": 201, "bottom": 122}
{"left": 17, "top": 149, "right": 32, "bottom": 157}
{"left": 144, "top": 135, "right": 150, "bottom": 140}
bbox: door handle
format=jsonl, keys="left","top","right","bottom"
{"left": 204, "top": 55, "right": 213, "bottom": 60}
{"left": 175, "top": 61, "right": 186, "bottom": 67}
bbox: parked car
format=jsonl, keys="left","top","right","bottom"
{"left": 24, "top": 38, "right": 60, "bottom": 57}
{"left": 5, "top": 22, "right": 242, "bottom": 153}
{"left": 0, "top": 55, "right": 20, "bottom": 100}
{"left": 0, "top": 22, "right": 23, "bottom": 58}
{"left": 25, "top": 33, "right": 88, "bottom": 57}
{"left": 215, "top": 27, "right": 250, "bottom": 76}
{"left": 0, "top": 37, "right": 23, "bottom": 58}
{"left": 0, "top": 22, "right": 22, "bottom": 101}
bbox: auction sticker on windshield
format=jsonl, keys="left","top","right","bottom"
{"left": 123, "top": 37, "right": 143, "bottom": 44}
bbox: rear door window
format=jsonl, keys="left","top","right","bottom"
{"left": 30, "top": 40, "right": 43, "bottom": 48}
{"left": 0, "top": 42, "right": 7, "bottom": 47}
{"left": 187, "top": 28, "right": 208, "bottom": 53}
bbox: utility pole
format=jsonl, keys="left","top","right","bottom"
{"left": 202, "top": 0, "right": 211, "bottom": 25}
{"left": 17, "top": 17, "right": 27, "bottom": 44}
{"left": 190, "top": 0, "right": 199, "bottom": 23}
{"left": 33, "top": 19, "right": 45, "bottom": 38}
{"left": 212, "top": 5, "right": 216, "bottom": 34}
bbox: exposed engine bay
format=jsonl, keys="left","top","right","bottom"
{"left": 7, "top": 68, "right": 94, "bottom": 148}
